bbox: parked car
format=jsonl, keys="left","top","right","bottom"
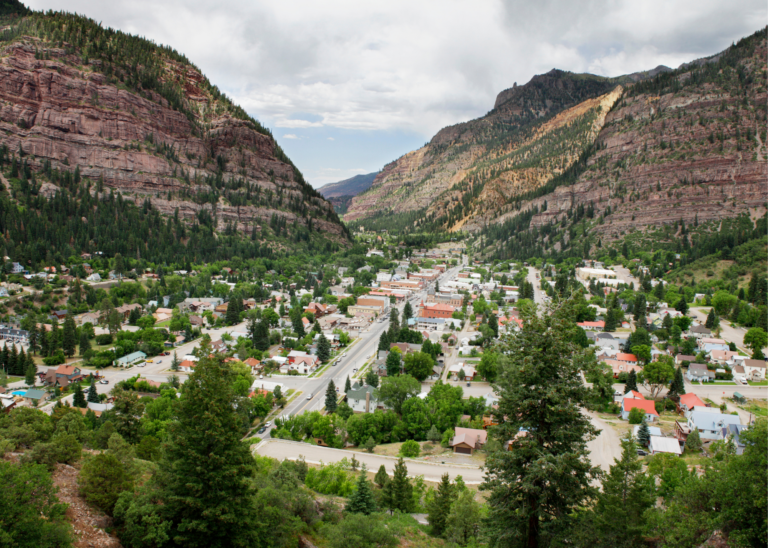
{"left": 258, "top": 427, "right": 267, "bottom": 434}
{"left": 466, "top": 382, "right": 471, "bottom": 387}
{"left": 264, "top": 421, "right": 272, "bottom": 428}
{"left": 636, "top": 449, "right": 648, "bottom": 456}
{"left": 307, "top": 393, "right": 313, "bottom": 400}
{"left": 146, "top": 359, "right": 154, "bottom": 363}
{"left": 99, "top": 379, "right": 109, "bottom": 385}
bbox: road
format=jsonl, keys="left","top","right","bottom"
{"left": 525, "top": 266, "right": 547, "bottom": 306}
{"left": 611, "top": 264, "right": 641, "bottom": 287}
{"left": 254, "top": 439, "right": 485, "bottom": 483}
{"left": 688, "top": 307, "right": 767, "bottom": 356}
{"left": 585, "top": 412, "right": 622, "bottom": 472}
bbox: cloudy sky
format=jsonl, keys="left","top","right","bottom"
{"left": 27, "top": 0, "right": 766, "bottom": 188}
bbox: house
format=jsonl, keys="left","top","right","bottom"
{"left": 742, "top": 359, "right": 767, "bottom": 380}
{"left": 86, "top": 273, "right": 101, "bottom": 282}
{"left": 605, "top": 359, "right": 643, "bottom": 378}
{"left": 577, "top": 320, "right": 606, "bottom": 331}
{"left": 687, "top": 411, "right": 743, "bottom": 441}
{"left": 448, "top": 362, "right": 477, "bottom": 380}
{"left": 615, "top": 353, "right": 639, "bottom": 365}
{"left": 709, "top": 349, "right": 739, "bottom": 365}
{"left": 0, "top": 394, "right": 17, "bottom": 413}
{"left": 732, "top": 365, "right": 746, "bottom": 381}
{"left": 244, "top": 357, "right": 262, "bottom": 373}
{"left": 179, "top": 359, "right": 197, "bottom": 372}
{"left": 697, "top": 337, "right": 729, "bottom": 353}
{"left": 633, "top": 424, "right": 662, "bottom": 438}
{"left": 189, "top": 315, "right": 204, "bottom": 327}
{"left": 721, "top": 424, "right": 749, "bottom": 455}
{"left": 686, "top": 363, "right": 714, "bottom": 382}
{"left": 687, "top": 324, "right": 712, "bottom": 339}
{"left": 450, "top": 427, "right": 488, "bottom": 454}
{"left": 675, "top": 354, "right": 697, "bottom": 366}
{"left": 115, "top": 351, "right": 147, "bottom": 367}
{"left": 346, "top": 384, "right": 379, "bottom": 413}
{"left": 77, "top": 312, "right": 101, "bottom": 326}
{"left": 649, "top": 436, "right": 682, "bottom": 455}
{"left": 417, "top": 317, "right": 445, "bottom": 331}
{"left": 210, "top": 340, "right": 227, "bottom": 353}
{"left": 42, "top": 365, "right": 84, "bottom": 388}
{"left": 23, "top": 389, "right": 49, "bottom": 405}
{"left": 621, "top": 397, "right": 659, "bottom": 422}
{"left": 677, "top": 393, "right": 706, "bottom": 414}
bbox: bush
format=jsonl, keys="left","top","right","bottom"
{"left": 304, "top": 462, "right": 355, "bottom": 496}
{"left": 78, "top": 453, "right": 134, "bottom": 515}
{"left": 441, "top": 428, "right": 455, "bottom": 448}
{"left": 325, "top": 512, "right": 398, "bottom": 548}
{"left": 654, "top": 401, "right": 664, "bottom": 414}
{"left": 42, "top": 351, "right": 66, "bottom": 366}
{"left": 399, "top": 440, "right": 420, "bottom": 458}
{"left": 24, "top": 434, "right": 82, "bottom": 470}
{"left": 628, "top": 407, "right": 645, "bottom": 424}
{"left": 96, "top": 333, "right": 113, "bottom": 345}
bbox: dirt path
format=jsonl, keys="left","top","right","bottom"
{"left": 584, "top": 411, "right": 623, "bottom": 472}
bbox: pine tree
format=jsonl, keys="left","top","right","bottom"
{"left": 427, "top": 425, "right": 441, "bottom": 443}
{"left": 427, "top": 473, "right": 456, "bottom": 537}
{"left": 625, "top": 369, "right": 638, "bottom": 393}
{"left": 325, "top": 380, "right": 337, "bottom": 413}
{"left": 386, "top": 351, "right": 401, "bottom": 377}
{"left": 0, "top": 344, "right": 7, "bottom": 373}
{"left": 482, "top": 300, "right": 600, "bottom": 548}
{"left": 604, "top": 308, "right": 617, "bottom": 332}
{"left": 346, "top": 465, "right": 377, "bottom": 515}
{"left": 171, "top": 351, "right": 180, "bottom": 371}
{"left": 637, "top": 422, "right": 651, "bottom": 447}
{"left": 79, "top": 332, "right": 91, "bottom": 356}
{"left": 364, "top": 436, "right": 377, "bottom": 453}
{"left": 365, "top": 369, "right": 379, "bottom": 388}
{"left": 668, "top": 366, "right": 685, "bottom": 398}
{"left": 87, "top": 383, "right": 99, "bottom": 403}
{"left": 387, "top": 457, "right": 413, "bottom": 513}
{"left": 573, "top": 436, "right": 654, "bottom": 547}
{"left": 24, "top": 359, "right": 37, "bottom": 387}
{"left": 149, "top": 353, "right": 260, "bottom": 546}
{"left": 388, "top": 308, "right": 400, "bottom": 338}
{"left": 489, "top": 313, "right": 499, "bottom": 337}
{"left": 73, "top": 382, "right": 87, "bottom": 408}
{"left": 374, "top": 464, "right": 388, "bottom": 488}
{"left": 345, "top": 376, "right": 351, "bottom": 392}
{"left": 403, "top": 301, "right": 413, "bottom": 321}
{"left": 8, "top": 345, "right": 18, "bottom": 376}
{"left": 62, "top": 313, "right": 77, "bottom": 357}
{"left": 317, "top": 333, "right": 331, "bottom": 362}
{"left": 27, "top": 324, "right": 38, "bottom": 355}
{"left": 378, "top": 331, "right": 390, "bottom": 352}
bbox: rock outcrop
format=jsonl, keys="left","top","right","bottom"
{"left": 0, "top": 15, "right": 347, "bottom": 245}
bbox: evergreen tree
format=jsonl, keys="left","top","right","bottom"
{"left": 317, "top": 333, "right": 331, "bottom": 362}
{"left": 325, "top": 380, "right": 337, "bottom": 413}
{"left": 427, "top": 473, "right": 456, "bottom": 537}
{"left": 482, "top": 300, "right": 600, "bottom": 548}
{"left": 386, "top": 457, "right": 413, "bottom": 513}
{"left": 377, "top": 331, "right": 390, "bottom": 352}
{"left": 250, "top": 317, "right": 271, "bottom": 352}
{"left": 365, "top": 369, "right": 379, "bottom": 388}
{"left": 87, "top": 383, "right": 99, "bottom": 403}
{"left": 72, "top": 382, "right": 87, "bottom": 408}
{"left": 24, "top": 359, "right": 37, "bottom": 387}
{"left": 386, "top": 351, "right": 401, "bottom": 377}
{"left": 171, "top": 352, "right": 180, "bottom": 371}
{"left": 427, "top": 424, "right": 441, "bottom": 443}
{"left": 290, "top": 307, "right": 305, "bottom": 339}
{"left": 62, "top": 313, "right": 77, "bottom": 357}
{"left": 364, "top": 436, "right": 377, "bottom": 453}
{"left": 445, "top": 489, "right": 482, "bottom": 546}
{"left": 345, "top": 465, "right": 377, "bottom": 515}
{"left": 668, "top": 366, "right": 685, "bottom": 398}
{"left": 27, "top": 324, "right": 38, "bottom": 355}
{"left": 705, "top": 308, "right": 718, "bottom": 329}
{"left": 675, "top": 296, "right": 688, "bottom": 315}
{"left": 604, "top": 308, "right": 617, "bottom": 332}
{"left": 345, "top": 375, "right": 351, "bottom": 392}
{"left": 374, "top": 464, "right": 388, "bottom": 488}
{"left": 8, "top": 345, "right": 18, "bottom": 376}
{"left": 120, "top": 353, "right": 260, "bottom": 547}
{"left": 388, "top": 308, "right": 400, "bottom": 338}
{"left": 573, "top": 436, "right": 655, "bottom": 547}
{"left": 488, "top": 313, "right": 499, "bottom": 338}
{"left": 625, "top": 369, "right": 638, "bottom": 394}
{"left": 79, "top": 332, "right": 91, "bottom": 356}
{"left": 403, "top": 301, "right": 413, "bottom": 321}
{"left": 637, "top": 422, "right": 651, "bottom": 447}
{"left": 0, "top": 344, "right": 7, "bottom": 373}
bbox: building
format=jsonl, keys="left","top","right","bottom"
{"left": 417, "top": 317, "right": 445, "bottom": 332}
{"left": 421, "top": 303, "right": 455, "bottom": 319}
{"left": 348, "top": 295, "right": 389, "bottom": 317}
{"left": 697, "top": 337, "right": 729, "bottom": 353}
{"left": 621, "top": 396, "right": 659, "bottom": 422}
{"left": 686, "top": 411, "right": 743, "bottom": 441}
{"left": 346, "top": 384, "right": 379, "bottom": 413}
{"left": 686, "top": 363, "right": 714, "bottom": 382}
{"left": 687, "top": 324, "right": 712, "bottom": 339}
{"left": 450, "top": 427, "right": 488, "bottom": 454}
{"left": 115, "top": 351, "right": 147, "bottom": 367}
{"left": 742, "top": 359, "right": 767, "bottom": 380}
{"left": 42, "top": 365, "right": 84, "bottom": 388}
{"left": 577, "top": 320, "right": 606, "bottom": 331}
{"left": 23, "top": 389, "right": 49, "bottom": 406}
{"left": 649, "top": 436, "right": 682, "bottom": 456}
{"left": 676, "top": 393, "right": 706, "bottom": 414}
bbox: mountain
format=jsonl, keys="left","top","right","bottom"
{"left": 318, "top": 172, "right": 378, "bottom": 199}
{"left": 0, "top": 8, "right": 349, "bottom": 266}
{"left": 345, "top": 29, "right": 767, "bottom": 259}
{"left": 318, "top": 171, "right": 378, "bottom": 214}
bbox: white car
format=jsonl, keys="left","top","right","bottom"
{"left": 307, "top": 393, "right": 314, "bottom": 400}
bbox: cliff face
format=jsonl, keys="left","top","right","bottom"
{"left": 346, "top": 29, "right": 767, "bottom": 253}
{"left": 0, "top": 13, "right": 347, "bottom": 245}
{"left": 344, "top": 70, "right": 620, "bottom": 224}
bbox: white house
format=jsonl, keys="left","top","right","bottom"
{"left": 686, "top": 363, "right": 714, "bottom": 382}
{"left": 649, "top": 436, "right": 682, "bottom": 456}
{"left": 346, "top": 384, "right": 379, "bottom": 413}
{"left": 620, "top": 396, "right": 659, "bottom": 422}
{"left": 697, "top": 337, "right": 729, "bottom": 353}
{"left": 687, "top": 411, "right": 744, "bottom": 441}
{"left": 86, "top": 273, "right": 101, "bottom": 282}
{"left": 742, "top": 359, "right": 767, "bottom": 380}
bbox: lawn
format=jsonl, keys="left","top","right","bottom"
{"left": 747, "top": 380, "right": 768, "bottom": 386}
{"left": 738, "top": 399, "right": 768, "bottom": 417}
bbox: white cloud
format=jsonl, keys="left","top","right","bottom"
{"left": 282, "top": 134, "right": 299, "bottom": 139}
{"left": 327, "top": 137, "right": 335, "bottom": 141}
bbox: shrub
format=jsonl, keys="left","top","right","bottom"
{"left": 654, "top": 401, "right": 664, "bottom": 414}
{"left": 78, "top": 453, "right": 133, "bottom": 515}
{"left": 304, "top": 462, "right": 355, "bottom": 496}
{"left": 95, "top": 333, "right": 113, "bottom": 345}
{"left": 628, "top": 407, "right": 645, "bottom": 424}
{"left": 399, "top": 440, "right": 420, "bottom": 458}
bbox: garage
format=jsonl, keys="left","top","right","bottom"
{"left": 453, "top": 445, "right": 473, "bottom": 455}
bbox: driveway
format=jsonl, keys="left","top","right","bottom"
{"left": 585, "top": 412, "right": 622, "bottom": 472}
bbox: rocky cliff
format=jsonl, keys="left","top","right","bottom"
{"left": 0, "top": 10, "right": 348, "bottom": 249}
{"left": 346, "top": 29, "right": 767, "bottom": 257}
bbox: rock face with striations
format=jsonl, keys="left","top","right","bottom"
{"left": 0, "top": 17, "right": 346, "bottom": 244}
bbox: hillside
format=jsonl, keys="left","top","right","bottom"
{"left": 0, "top": 8, "right": 349, "bottom": 266}
{"left": 346, "top": 29, "right": 768, "bottom": 259}
{"left": 318, "top": 171, "right": 378, "bottom": 214}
